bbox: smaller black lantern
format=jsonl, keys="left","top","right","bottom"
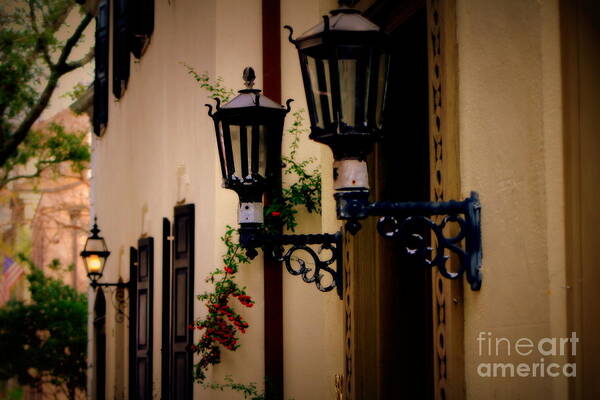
{"left": 285, "top": 0, "right": 391, "bottom": 192}
{"left": 80, "top": 217, "right": 111, "bottom": 287}
{"left": 206, "top": 67, "right": 292, "bottom": 227}
{"left": 205, "top": 68, "right": 344, "bottom": 298}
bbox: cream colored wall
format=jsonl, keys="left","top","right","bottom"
{"left": 457, "top": 0, "right": 567, "bottom": 398}
{"left": 91, "top": 0, "right": 220, "bottom": 397}
{"left": 281, "top": 1, "right": 345, "bottom": 399}
{"left": 91, "top": 0, "right": 344, "bottom": 399}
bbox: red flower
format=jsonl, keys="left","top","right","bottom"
{"left": 271, "top": 211, "right": 281, "bottom": 216}
{"left": 224, "top": 267, "right": 235, "bottom": 274}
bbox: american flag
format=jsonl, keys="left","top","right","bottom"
{"left": 0, "top": 256, "right": 25, "bottom": 305}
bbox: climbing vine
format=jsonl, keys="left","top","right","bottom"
{"left": 185, "top": 67, "right": 321, "bottom": 384}
{"left": 191, "top": 226, "right": 253, "bottom": 382}
{"left": 265, "top": 110, "right": 321, "bottom": 231}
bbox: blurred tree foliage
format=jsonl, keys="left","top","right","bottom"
{"left": 0, "top": 259, "right": 87, "bottom": 399}
{"left": 0, "top": 122, "right": 90, "bottom": 189}
{"left": 0, "top": 0, "right": 93, "bottom": 182}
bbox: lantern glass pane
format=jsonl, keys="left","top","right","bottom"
{"left": 227, "top": 125, "right": 269, "bottom": 182}
{"left": 83, "top": 253, "right": 106, "bottom": 276}
{"left": 253, "top": 125, "right": 268, "bottom": 178}
{"left": 305, "top": 55, "right": 333, "bottom": 129}
{"left": 229, "top": 125, "right": 245, "bottom": 179}
{"left": 375, "top": 52, "right": 390, "bottom": 129}
{"left": 338, "top": 58, "right": 357, "bottom": 128}
{"left": 216, "top": 121, "right": 228, "bottom": 179}
{"left": 85, "top": 237, "right": 107, "bottom": 253}
{"left": 336, "top": 45, "right": 374, "bottom": 131}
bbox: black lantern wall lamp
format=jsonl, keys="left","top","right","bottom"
{"left": 207, "top": 0, "right": 483, "bottom": 298}
{"left": 80, "top": 218, "right": 128, "bottom": 289}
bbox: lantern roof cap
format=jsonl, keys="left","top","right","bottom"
{"left": 297, "top": 5, "right": 379, "bottom": 40}
{"left": 221, "top": 67, "right": 285, "bottom": 110}
{"left": 222, "top": 92, "right": 284, "bottom": 110}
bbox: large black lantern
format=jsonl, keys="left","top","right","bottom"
{"left": 80, "top": 217, "right": 111, "bottom": 287}
{"left": 285, "top": 0, "right": 390, "bottom": 192}
{"left": 206, "top": 67, "right": 292, "bottom": 226}
{"left": 283, "top": 1, "right": 483, "bottom": 290}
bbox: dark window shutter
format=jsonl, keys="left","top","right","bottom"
{"left": 137, "top": 238, "right": 154, "bottom": 399}
{"left": 113, "top": 0, "right": 130, "bottom": 98}
{"left": 93, "top": 0, "right": 110, "bottom": 136}
{"left": 128, "top": 247, "right": 138, "bottom": 400}
{"left": 161, "top": 218, "right": 171, "bottom": 400}
{"left": 130, "top": 0, "right": 154, "bottom": 58}
{"left": 170, "top": 204, "right": 194, "bottom": 399}
{"left": 129, "top": 239, "right": 154, "bottom": 400}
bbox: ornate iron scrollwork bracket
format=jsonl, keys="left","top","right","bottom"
{"left": 336, "top": 191, "right": 482, "bottom": 290}
{"left": 91, "top": 279, "right": 131, "bottom": 321}
{"left": 240, "top": 228, "right": 344, "bottom": 299}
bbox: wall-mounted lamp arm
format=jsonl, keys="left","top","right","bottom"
{"left": 335, "top": 191, "right": 482, "bottom": 291}
{"left": 239, "top": 229, "right": 344, "bottom": 299}
{"left": 89, "top": 279, "right": 131, "bottom": 289}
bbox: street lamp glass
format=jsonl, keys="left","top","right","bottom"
{"left": 287, "top": 2, "right": 391, "bottom": 160}
{"left": 207, "top": 67, "right": 291, "bottom": 203}
{"left": 80, "top": 220, "right": 110, "bottom": 284}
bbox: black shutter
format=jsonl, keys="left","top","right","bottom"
{"left": 113, "top": 0, "right": 130, "bottom": 98}
{"left": 137, "top": 238, "right": 154, "bottom": 399}
{"left": 129, "top": 239, "right": 154, "bottom": 400}
{"left": 170, "top": 204, "right": 194, "bottom": 399}
{"left": 128, "top": 246, "right": 138, "bottom": 400}
{"left": 93, "top": 0, "right": 109, "bottom": 136}
{"left": 130, "top": 0, "right": 154, "bottom": 58}
{"left": 161, "top": 218, "right": 172, "bottom": 400}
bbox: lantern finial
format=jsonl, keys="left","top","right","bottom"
{"left": 91, "top": 216, "right": 100, "bottom": 238}
{"left": 243, "top": 67, "right": 256, "bottom": 89}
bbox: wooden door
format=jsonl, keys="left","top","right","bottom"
{"left": 94, "top": 289, "right": 107, "bottom": 400}
{"left": 344, "top": 1, "right": 463, "bottom": 399}
{"left": 562, "top": 0, "right": 600, "bottom": 397}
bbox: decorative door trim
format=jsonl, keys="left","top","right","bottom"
{"left": 427, "top": 0, "right": 466, "bottom": 398}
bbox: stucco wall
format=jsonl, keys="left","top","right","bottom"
{"left": 89, "top": 0, "right": 573, "bottom": 398}
{"left": 457, "top": 0, "right": 567, "bottom": 398}
{"left": 90, "top": 0, "right": 344, "bottom": 399}
{"left": 280, "top": 1, "right": 345, "bottom": 399}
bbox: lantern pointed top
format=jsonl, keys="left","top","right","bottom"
{"left": 90, "top": 216, "right": 100, "bottom": 238}
{"left": 216, "top": 66, "right": 287, "bottom": 110}
{"left": 243, "top": 67, "right": 256, "bottom": 89}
